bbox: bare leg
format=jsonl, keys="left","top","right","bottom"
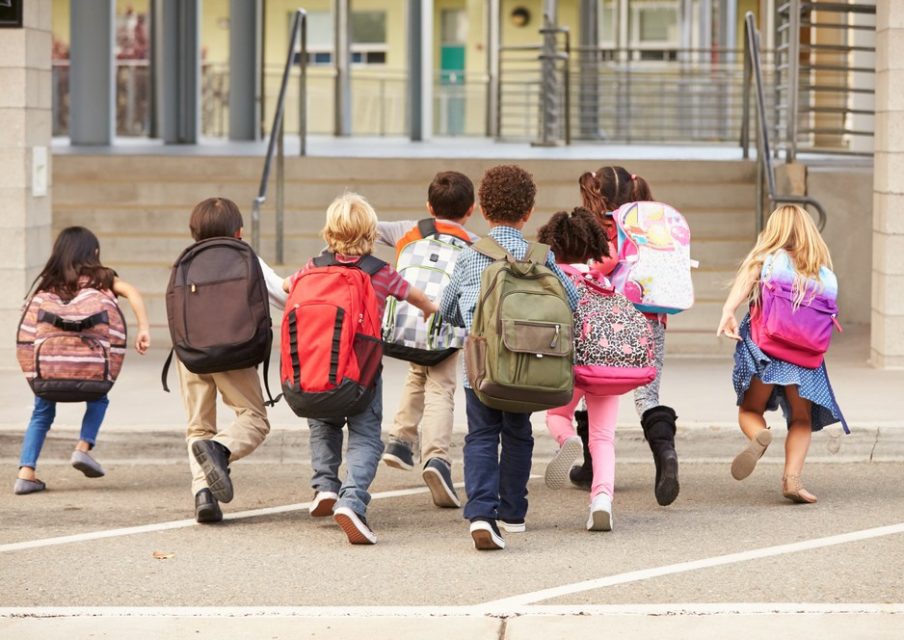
{"left": 732, "top": 377, "right": 776, "bottom": 480}
{"left": 782, "top": 385, "right": 817, "bottom": 503}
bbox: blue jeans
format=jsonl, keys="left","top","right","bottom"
{"left": 307, "top": 377, "right": 385, "bottom": 517}
{"left": 462, "top": 388, "right": 534, "bottom": 523}
{"left": 19, "top": 396, "right": 110, "bottom": 469}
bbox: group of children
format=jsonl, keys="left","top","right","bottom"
{"left": 13, "top": 163, "right": 848, "bottom": 551}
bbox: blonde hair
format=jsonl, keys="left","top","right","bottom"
{"left": 321, "top": 192, "right": 378, "bottom": 256}
{"left": 737, "top": 204, "right": 833, "bottom": 305}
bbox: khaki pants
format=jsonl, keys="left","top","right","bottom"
{"left": 388, "top": 352, "right": 458, "bottom": 465}
{"left": 176, "top": 360, "right": 271, "bottom": 495}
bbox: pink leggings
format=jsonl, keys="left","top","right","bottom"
{"left": 546, "top": 388, "right": 619, "bottom": 501}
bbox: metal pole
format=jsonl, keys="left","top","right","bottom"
{"left": 408, "top": 0, "right": 423, "bottom": 141}
{"left": 787, "top": 0, "right": 800, "bottom": 162}
{"left": 333, "top": 0, "right": 351, "bottom": 136}
{"left": 486, "top": 0, "right": 500, "bottom": 137}
{"left": 299, "top": 13, "right": 307, "bottom": 156}
{"left": 276, "top": 117, "right": 285, "bottom": 265}
{"left": 563, "top": 29, "right": 571, "bottom": 146}
{"left": 535, "top": 1, "right": 560, "bottom": 146}
{"left": 741, "top": 20, "right": 752, "bottom": 157}
{"left": 578, "top": 0, "right": 599, "bottom": 138}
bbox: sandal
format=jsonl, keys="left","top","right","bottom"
{"left": 730, "top": 428, "right": 773, "bottom": 480}
{"left": 782, "top": 474, "right": 817, "bottom": 504}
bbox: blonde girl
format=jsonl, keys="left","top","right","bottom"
{"left": 717, "top": 205, "right": 847, "bottom": 503}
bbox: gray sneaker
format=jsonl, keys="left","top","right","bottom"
{"left": 382, "top": 439, "right": 415, "bottom": 470}
{"left": 422, "top": 458, "right": 461, "bottom": 508}
{"left": 70, "top": 450, "right": 105, "bottom": 478}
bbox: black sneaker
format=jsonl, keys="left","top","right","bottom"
{"left": 569, "top": 464, "right": 592, "bottom": 490}
{"left": 191, "top": 440, "right": 233, "bottom": 503}
{"left": 194, "top": 488, "right": 223, "bottom": 524}
{"left": 382, "top": 439, "right": 414, "bottom": 470}
{"left": 470, "top": 518, "right": 505, "bottom": 550}
{"left": 422, "top": 458, "right": 461, "bottom": 508}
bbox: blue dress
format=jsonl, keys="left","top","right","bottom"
{"left": 732, "top": 314, "right": 848, "bottom": 433}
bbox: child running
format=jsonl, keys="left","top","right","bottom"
{"left": 539, "top": 208, "right": 622, "bottom": 530}
{"left": 176, "top": 198, "right": 287, "bottom": 523}
{"left": 14, "top": 226, "right": 151, "bottom": 495}
{"left": 439, "top": 165, "right": 580, "bottom": 550}
{"left": 717, "top": 204, "right": 847, "bottom": 503}
{"left": 378, "top": 171, "right": 478, "bottom": 508}
{"left": 574, "top": 166, "right": 680, "bottom": 508}
{"left": 284, "top": 192, "right": 436, "bottom": 545}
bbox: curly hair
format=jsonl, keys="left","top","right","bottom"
{"left": 537, "top": 207, "right": 609, "bottom": 264}
{"left": 478, "top": 164, "right": 536, "bottom": 223}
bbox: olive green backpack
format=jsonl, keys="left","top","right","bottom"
{"left": 464, "top": 237, "right": 574, "bottom": 412}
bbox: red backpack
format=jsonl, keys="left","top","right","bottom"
{"left": 281, "top": 253, "right": 385, "bottom": 418}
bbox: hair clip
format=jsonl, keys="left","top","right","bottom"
{"left": 630, "top": 174, "right": 637, "bottom": 181}
{"left": 590, "top": 171, "right": 596, "bottom": 178}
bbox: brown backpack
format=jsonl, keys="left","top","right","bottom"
{"left": 162, "top": 237, "right": 276, "bottom": 401}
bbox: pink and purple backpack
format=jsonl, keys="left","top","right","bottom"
{"left": 750, "top": 250, "right": 840, "bottom": 369}
{"left": 561, "top": 265, "right": 657, "bottom": 396}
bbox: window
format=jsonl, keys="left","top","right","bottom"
{"left": 299, "top": 10, "right": 388, "bottom": 66}
{"left": 599, "top": 0, "right": 680, "bottom": 60}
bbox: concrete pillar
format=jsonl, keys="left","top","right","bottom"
{"left": 333, "top": 0, "right": 351, "bottom": 136}
{"left": 485, "top": 0, "right": 500, "bottom": 137}
{"left": 69, "top": 0, "right": 115, "bottom": 145}
{"left": 229, "top": 0, "right": 262, "bottom": 141}
{"left": 154, "top": 0, "right": 200, "bottom": 144}
{"left": 872, "top": 0, "right": 904, "bottom": 367}
{"left": 0, "top": 0, "right": 53, "bottom": 359}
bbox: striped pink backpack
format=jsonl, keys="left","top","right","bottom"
{"left": 16, "top": 288, "right": 128, "bottom": 402}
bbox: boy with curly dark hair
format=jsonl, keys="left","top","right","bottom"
{"left": 439, "top": 164, "right": 579, "bottom": 550}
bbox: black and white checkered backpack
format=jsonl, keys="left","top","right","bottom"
{"left": 382, "top": 219, "right": 472, "bottom": 366}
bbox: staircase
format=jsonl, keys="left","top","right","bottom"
{"left": 52, "top": 154, "right": 757, "bottom": 355}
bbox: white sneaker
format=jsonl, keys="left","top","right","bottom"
{"left": 309, "top": 490, "right": 339, "bottom": 517}
{"left": 470, "top": 520, "right": 505, "bottom": 550}
{"left": 497, "top": 519, "right": 526, "bottom": 533}
{"left": 586, "top": 493, "right": 614, "bottom": 531}
{"left": 545, "top": 435, "right": 583, "bottom": 490}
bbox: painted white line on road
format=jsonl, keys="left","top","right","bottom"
{"left": 0, "top": 485, "right": 435, "bottom": 554}
{"left": 480, "top": 522, "right": 904, "bottom": 609}
{"left": 1, "top": 603, "right": 903, "bottom": 619}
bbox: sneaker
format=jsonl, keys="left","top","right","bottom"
{"left": 382, "top": 439, "right": 414, "bottom": 470}
{"left": 422, "top": 458, "right": 461, "bottom": 508}
{"left": 310, "top": 490, "right": 339, "bottom": 517}
{"left": 497, "top": 519, "right": 526, "bottom": 534}
{"left": 14, "top": 478, "right": 46, "bottom": 495}
{"left": 545, "top": 435, "right": 583, "bottom": 489}
{"left": 569, "top": 463, "right": 592, "bottom": 490}
{"left": 470, "top": 519, "right": 505, "bottom": 550}
{"left": 191, "top": 440, "right": 233, "bottom": 503}
{"left": 587, "top": 493, "right": 614, "bottom": 531}
{"left": 194, "top": 488, "right": 223, "bottom": 524}
{"left": 333, "top": 506, "right": 377, "bottom": 545}
{"left": 70, "top": 450, "right": 105, "bottom": 478}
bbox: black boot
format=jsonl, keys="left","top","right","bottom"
{"left": 641, "top": 406, "right": 679, "bottom": 506}
{"left": 568, "top": 410, "right": 592, "bottom": 490}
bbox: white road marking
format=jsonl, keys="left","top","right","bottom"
{"left": 480, "top": 522, "right": 904, "bottom": 609}
{"left": 0, "top": 485, "right": 442, "bottom": 554}
{"left": 1, "top": 603, "right": 903, "bottom": 619}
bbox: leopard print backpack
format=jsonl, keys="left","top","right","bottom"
{"left": 562, "top": 265, "right": 657, "bottom": 395}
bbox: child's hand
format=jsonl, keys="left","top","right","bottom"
{"left": 135, "top": 328, "right": 151, "bottom": 354}
{"left": 716, "top": 310, "right": 741, "bottom": 341}
{"left": 422, "top": 301, "right": 439, "bottom": 320}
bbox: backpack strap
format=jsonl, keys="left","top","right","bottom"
{"left": 261, "top": 345, "right": 282, "bottom": 407}
{"left": 161, "top": 347, "right": 175, "bottom": 393}
{"left": 472, "top": 237, "right": 514, "bottom": 262}
{"left": 312, "top": 252, "right": 387, "bottom": 276}
{"left": 524, "top": 242, "right": 551, "bottom": 265}
{"left": 417, "top": 218, "right": 438, "bottom": 239}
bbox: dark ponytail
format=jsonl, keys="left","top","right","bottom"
{"left": 537, "top": 207, "right": 609, "bottom": 264}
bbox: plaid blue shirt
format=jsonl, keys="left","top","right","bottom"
{"left": 439, "top": 225, "right": 580, "bottom": 333}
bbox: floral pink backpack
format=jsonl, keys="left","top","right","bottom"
{"left": 561, "top": 265, "right": 657, "bottom": 395}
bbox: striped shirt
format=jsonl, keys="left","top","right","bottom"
{"left": 439, "top": 225, "right": 580, "bottom": 332}
{"left": 290, "top": 254, "right": 410, "bottom": 318}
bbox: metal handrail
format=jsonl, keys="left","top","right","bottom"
{"left": 741, "top": 12, "right": 827, "bottom": 233}
{"left": 250, "top": 9, "right": 307, "bottom": 263}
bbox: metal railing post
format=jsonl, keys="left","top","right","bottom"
{"left": 741, "top": 31, "right": 752, "bottom": 158}
{"left": 563, "top": 29, "right": 571, "bottom": 145}
{"left": 251, "top": 8, "right": 307, "bottom": 259}
{"left": 536, "top": 14, "right": 561, "bottom": 146}
{"left": 299, "top": 14, "right": 307, "bottom": 156}
{"left": 787, "top": 0, "right": 801, "bottom": 162}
